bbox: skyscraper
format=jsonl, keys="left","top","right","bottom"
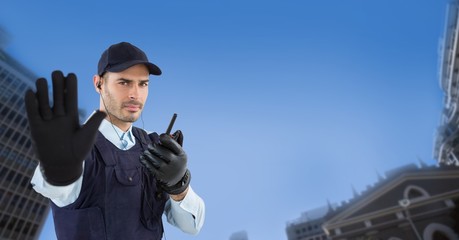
{"left": 0, "top": 28, "right": 50, "bottom": 240}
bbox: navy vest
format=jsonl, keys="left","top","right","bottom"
{"left": 51, "top": 127, "right": 168, "bottom": 240}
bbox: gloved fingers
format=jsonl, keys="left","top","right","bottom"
{"left": 52, "top": 71, "right": 65, "bottom": 116}
{"left": 65, "top": 73, "right": 78, "bottom": 117}
{"left": 143, "top": 147, "right": 168, "bottom": 166}
{"left": 172, "top": 130, "right": 183, "bottom": 146}
{"left": 24, "top": 90, "right": 41, "bottom": 124}
{"left": 140, "top": 154, "right": 159, "bottom": 172}
{"left": 35, "top": 78, "right": 53, "bottom": 120}
{"left": 159, "top": 133, "right": 183, "bottom": 155}
{"left": 147, "top": 143, "right": 175, "bottom": 164}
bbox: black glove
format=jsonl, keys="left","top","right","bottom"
{"left": 24, "top": 71, "right": 106, "bottom": 186}
{"left": 140, "top": 131, "right": 190, "bottom": 195}
{"left": 171, "top": 130, "right": 183, "bottom": 147}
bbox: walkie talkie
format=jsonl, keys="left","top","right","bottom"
{"left": 165, "top": 113, "right": 177, "bottom": 135}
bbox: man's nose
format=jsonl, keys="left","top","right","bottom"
{"left": 129, "top": 85, "right": 140, "bottom": 99}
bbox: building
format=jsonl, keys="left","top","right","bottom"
{"left": 0, "top": 29, "right": 50, "bottom": 239}
{"left": 288, "top": 163, "right": 459, "bottom": 240}
{"left": 286, "top": 1, "right": 459, "bottom": 240}
{"left": 229, "top": 230, "right": 249, "bottom": 240}
{"left": 286, "top": 205, "right": 331, "bottom": 240}
{"left": 322, "top": 163, "right": 459, "bottom": 240}
{"left": 434, "top": 0, "right": 459, "bottom": 166}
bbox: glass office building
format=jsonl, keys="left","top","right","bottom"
{"left": 0, "top": 47, "right": 50, "bottom": 239}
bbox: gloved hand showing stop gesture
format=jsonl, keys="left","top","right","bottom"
{"left": 24, "top": 71, "right": 106, "bottom": 186}
{"left": 140, "top": 130, "right": 190, "bottom": 195}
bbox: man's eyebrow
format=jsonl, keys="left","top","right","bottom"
{"left": 116, "top": 78, "right": 149, "bottom": 82}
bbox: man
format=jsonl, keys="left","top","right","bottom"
{"left": 25, "top": 42, "right": 205, "bottom": 239}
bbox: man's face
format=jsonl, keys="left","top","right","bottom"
{"left": 100, "top": 64, "right": 150, "bottom": 125}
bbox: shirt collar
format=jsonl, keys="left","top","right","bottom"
{"left": 88, "top": 111, "right": 136, "bottom": 150}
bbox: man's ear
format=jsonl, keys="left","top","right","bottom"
{"left": 93, "top": 75, "right": 102, "bottom": 93}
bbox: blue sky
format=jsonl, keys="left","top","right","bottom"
{"left": 0, "top": 0, "right": 450, "bottom": 239}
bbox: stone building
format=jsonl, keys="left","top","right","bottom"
{"left": 322, "top": 164, "right": 459, "bottom": 240}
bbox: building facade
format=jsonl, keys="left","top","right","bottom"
{"left": 0, "top": 45, "right": 50, "bottom": 238}
{"left": 322, "top": 164, "right": 459, "bottom": 240}
{"left": 434, "top": 0, "right": 459, "bottom": 166}
{"left": 286, "top": 205, "right": 330, "bottom": 240}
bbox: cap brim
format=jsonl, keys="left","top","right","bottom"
{"left": 108, "top": 60, "right": 162, "bottom": 75}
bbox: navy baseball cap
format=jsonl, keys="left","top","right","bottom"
{"left": 98, "top": 42, "right": 162, "bottom": 76}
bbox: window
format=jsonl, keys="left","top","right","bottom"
{"left": 11, "top": 195, "right": 19, "bottom": 207}
{"left": 9, "top": 94, "right": 19, "bottom": 105}
{"left": 23, "top": 201, "right": 33, "bottom": 215}
{"left": 5, "top": 128, "right": 13, "bottom": 139}
{"left": 38, "top": 205, "right": 46, "bottom": 215}
{"left": 18, "top": 197, "right": 26, "bottom": 209}
{"left": 0, "top": 147, "right": 10, "bottom": 158}
{"left": 19, "top": 82, "right": 27, "bottom": 93}
{"left": 32, "top": 202, "right": 40, "bottom": 213}
{"left": 423, "top": 223, "right": 459, "bottom": 240}
{"left": 403, "top": 185, "right": 429, "bottom": 201}
{"left": 7, "top": 215, "right": 17, "bottom": 231}
{"left": 25, "top": 140, "right": 31, "bottom": 149}
{"left": 14, "top": 219, "right": 24, "bottom": 233}
{"left": 20, "top": 118, "right": 28, "bottom": 128}
{"left": 0, "top": 214, "right": 9, "bottom": 229}
{"left": 0, "top": 167, "right": 8, "bottom": 181}
{"left": 1, "top": 107, "right": 9, "bottom": 118}
{"left": 7, "top": 110, "right": 16, "bottom": 121}
{"left": 0, "top": 191, "right": 12, "bottom": 208}
{"left": 10, "top": 78, "right": 20, "bottom": 89}
{"left": 13, "top": 173, "right": 22, "bottom": 185}
{"left": 12, "top": 132, "right": 20, "bottom": 142}
{"left": 23, "top": 221, "right": 31, "bottom": 235}
{"left": 408, "top": 189, "right": 423, "bottom": 199}
{"left": 432, "top": 231, "right": 451, "bottom": 240}
{"left": 30, "top": 224, "right": 38, "bottom": 236}
{"left": 18, "top": 135, "right": 27, "bottom": 146}
{"left": 0, "top": 69, "right": 7, "bottom": 81}
{"left": 4, "top": 75, "right": 13, "bottom": 85}
{"left": 13, "top": 114, "right": 23, "bottom": 125}
{"left": 6, "top": 170, "right": 15, "bottom": 182}
{"left": 20, "top": 176, "right": 29, "bottom": 188}
{"left": 0, "top": 124, "right": 6, "bottom": 136}
{"left": 1, "top": 88, "right": 13, "bottom": 102}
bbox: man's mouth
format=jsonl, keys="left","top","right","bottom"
{"left": 123, "top": 102, "right": 142, "bottom": 112}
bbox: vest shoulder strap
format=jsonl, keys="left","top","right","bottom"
{"left": 132, "top": 127, "right": 159, "bottom": 149}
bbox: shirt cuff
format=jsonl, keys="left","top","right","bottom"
{"left": 172, "top": 186, "right": 201, "bottom": 215}
{"left": 167, "top": 186, "right": 205, "bottom": 234}
{"left": 30, "top": 164, "right": 83, "bottom": 207}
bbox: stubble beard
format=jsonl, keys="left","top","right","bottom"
{"left": 104, "top": 91, "right": 142, "bottom": 124}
